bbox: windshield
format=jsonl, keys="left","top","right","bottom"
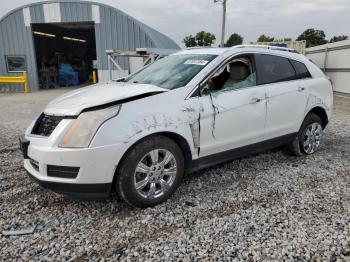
{"left": 124, "top": 54, "right": 217, "bottom": 90}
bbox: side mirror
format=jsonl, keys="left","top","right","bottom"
{"left": 200, "top": 83, "right": 211, "bottom": 96}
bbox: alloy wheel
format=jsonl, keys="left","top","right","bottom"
{"left": 133, "top": 149, "right": 177, "bottom": 199}
{"left": 302, "top": 122, "right": 323, "bottom": 154}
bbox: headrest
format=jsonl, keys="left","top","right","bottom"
{"left": 229, "top": 63, "right": 250, "bottom": 81}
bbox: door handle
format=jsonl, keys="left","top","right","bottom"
{"left": 250, "top": 97, "right": 262, "bottom": 104}
{"left": 298, "top": 87, "right": 306, "bottom": 92}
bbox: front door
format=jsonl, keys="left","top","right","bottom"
{"left": 198, "top": 54, "right": 267, "bottom": 157}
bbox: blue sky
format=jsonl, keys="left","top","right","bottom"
{"left": 0, "top": 0, "right": 349, "bottom": 46}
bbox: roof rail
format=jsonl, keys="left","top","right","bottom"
{"left": 232, "top": 45, "right": 299, "bottom": 53}
{"left": 185, "top": 46, "right": 215, "bottom": 50}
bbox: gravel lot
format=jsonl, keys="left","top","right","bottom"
{"left": 1, "top": 90, "right": 350, "bottom": 261}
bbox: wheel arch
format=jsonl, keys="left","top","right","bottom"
{"left": 156, "top": 132, "right": 193, "bottom": 172}
{"left": 112, "top": 132, "right": 193, "bottom": 190}
{"left": 306, "top": 106, "right": 329, "bottom": 129}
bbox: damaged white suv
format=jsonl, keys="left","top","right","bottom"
{"left": 21, "top": 46, "right": 333, "bottom": 208}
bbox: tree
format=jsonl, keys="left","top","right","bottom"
{"left": 196, "top": 31, "right": 216, "bottom": 46}
{"left": 296, "top": 28, "right": 327, "bottom": 47}
{"left": 183, "top": 31, "right": 216, "bottom": 47}
{"left": 225, "top": 33, "right": 243, "bottom": 47}
{"left": 257, "top": 34, "right": 275, "bottom": 42}
{"left": 183, "top": 35, "right": 197, "bottom": 48}
{"left": 329, "top": 35, "right": 348, "bottom": 43}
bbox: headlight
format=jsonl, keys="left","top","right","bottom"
{"left": 59, "top": 105, "right": 121, "bottom": 148}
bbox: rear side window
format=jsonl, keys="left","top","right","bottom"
{"left": 290, "top": 59, "right": 312, "bottom": 79}
{"left": 256, "top": 54, "right": 297, "bottom": 85}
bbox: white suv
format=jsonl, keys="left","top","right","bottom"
{"left": 21, "top": 46, "right": 333, "bottom": 208}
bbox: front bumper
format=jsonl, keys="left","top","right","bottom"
{"left": 22, "top": 135, "right": 129, "bottom": 200}
{"left": 26, "top": 171, "right": 112, "bottom": 199}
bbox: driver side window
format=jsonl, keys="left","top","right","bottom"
{"left": 208, "top": 55, "right": 257, "bottom": 94}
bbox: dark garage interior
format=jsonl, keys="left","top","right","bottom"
{"left": 32, "top": 22, "right": 97, "bottom": 89}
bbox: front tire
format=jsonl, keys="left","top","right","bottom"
{"left": 285, "top": 113, "right": 323, "bottom": 156}
{"left": 115, "top": 135, "right": 184, "bottom": 208}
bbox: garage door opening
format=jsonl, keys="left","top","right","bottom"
{"left": 31, "top": 22, "right": 97, "bottom": 89}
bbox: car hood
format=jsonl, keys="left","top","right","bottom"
{"left": 44, "top": 82, "right": 168, "bottom": 116}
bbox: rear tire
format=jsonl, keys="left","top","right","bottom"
{"left": 115, "top": 135, "right": 184, "bottom": 208}
{"left": 284, "top": 113, "right": 323, "bottom": 156}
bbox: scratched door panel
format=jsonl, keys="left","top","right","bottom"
{"left": 198, "top": 86, "right": 266, "bottom": 157}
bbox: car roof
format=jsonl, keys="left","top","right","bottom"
{"left": 174, "top": 48, "right": 229, "bottom": 56}
{"left": 173, "top": 46, "right": 308, "bottom": 63}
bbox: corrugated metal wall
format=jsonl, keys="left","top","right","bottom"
{"left": 0, "top": 8, "right": 38, "bottom": 91}
{"left": 306, "top": 40, "right": 350, "bottom": 95}
{"left": 0, "top": 0, "right": 179, "bottom": 92}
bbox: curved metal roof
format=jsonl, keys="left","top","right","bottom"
{"left": 0, "top": 0, "right": 180, "bottom": 49}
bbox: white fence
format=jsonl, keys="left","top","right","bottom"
{"left": 306, "top": 40, "right": 350, "bottom": 95}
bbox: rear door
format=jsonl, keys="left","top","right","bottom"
{"left": 255, "top": 54, "right": 309, "bottom": 139}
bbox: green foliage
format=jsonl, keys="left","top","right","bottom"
{"left": 195, "top": 31, "right": 216, "bottom": 46}
{"left": 296, "top": 28, "right": 327, "bottom": 47}
{"left": 183, "top": 31, "right": 216, "bottom": 47}
{"left": 329, "top": 35, "right": 348, "bottom": 43}
{"left": 257, "top": 34, "right": 275, "bottom": 42}
{"left": 183, "top": 35, "right": 197, "bottom": 48}
{"left": 225, "top": 33, "right": 243, "bottom": 47}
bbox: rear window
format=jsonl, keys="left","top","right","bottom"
{"left": 290, "top": 59, "right": 312, "bottom": 79}
{"left": 256, "top": 54, "right": 297, "bottom": 85}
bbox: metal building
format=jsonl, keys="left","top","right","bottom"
{"left": 306, "top": 40, "right": 350, "bottom": 95}
{"left": 0, "top": 0, "right": 180, "bottom": 92}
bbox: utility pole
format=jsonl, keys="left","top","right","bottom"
{"left": 215, "top": 0, "right": 227, "bottom": 47}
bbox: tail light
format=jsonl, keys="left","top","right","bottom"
{"left": 327, "top": 76, "right": 333, "bottom": 89}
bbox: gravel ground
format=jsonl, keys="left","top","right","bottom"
{"left": 1, "top": 90, "right": 350, "bottom": 261}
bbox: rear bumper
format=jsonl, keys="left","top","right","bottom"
{"left": 26, "top": 171, "right": 112, "bottom": 200}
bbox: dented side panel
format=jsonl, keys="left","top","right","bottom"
{"left": 190, "top": 121, "right": 200, "bottom": 148}
{"left": 303, "top": 77, "right": 333, "bottom": 119}
{"left": 197, "top": 87, "right": 267, "bottom": 158}
{"left": 90, "top": 87, "right": 201, "bottom": 159}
